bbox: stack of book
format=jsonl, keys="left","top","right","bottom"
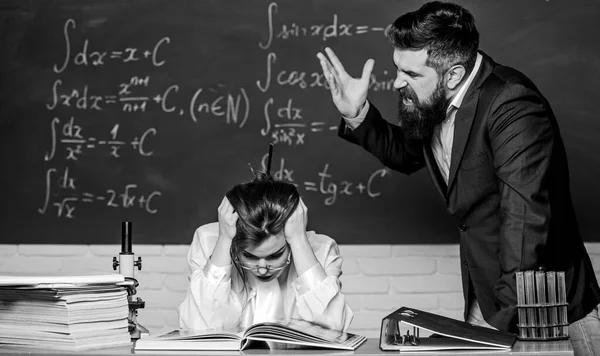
{"left": 0, "top": 273, "right": 131, "bottom": 351}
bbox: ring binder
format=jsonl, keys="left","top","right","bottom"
{"left": 379, "top": 307, "right": 516, "bottom": 352}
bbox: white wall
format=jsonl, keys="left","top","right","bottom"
{"left": 1, "top": 243, "right": 599, "bottom": 338}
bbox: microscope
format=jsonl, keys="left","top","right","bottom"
{"left": 113, "top": 221, "right": 149, "bottom": 340}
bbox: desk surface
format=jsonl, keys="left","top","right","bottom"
{"left": 0, "top": 338, "right": 573, "bottom": 356}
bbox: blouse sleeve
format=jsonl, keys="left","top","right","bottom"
{"left": 291, "top": 233, "right": 354, "bottom": 332}
{"left": 177, "top": 223, "right": 244, "bottom": 330}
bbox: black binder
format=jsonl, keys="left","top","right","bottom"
{"left": 379, "top": 306, "right": 517, "bottom": 352}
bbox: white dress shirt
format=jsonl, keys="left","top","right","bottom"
{"left": 431, "top": 53, "right": 482, "bottom": 183}
{"left": 177, "top": 222, "right": 354, "bottom": 332}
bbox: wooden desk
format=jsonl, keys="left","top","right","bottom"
{"left": 0, "top": 338, "right": 573, "bottom": 356}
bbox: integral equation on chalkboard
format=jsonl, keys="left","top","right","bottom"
{"left": 39, "top": 2, "right": 396, "bottom": 219}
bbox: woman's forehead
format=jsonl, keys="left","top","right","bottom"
{"left": 244, "top": 233, "right": 286, "bottom": 256}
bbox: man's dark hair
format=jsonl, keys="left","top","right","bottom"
{"left": 385, "top": 1, "right": 479, "bottom": 76}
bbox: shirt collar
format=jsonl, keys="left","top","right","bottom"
{"left": 448, "top": 52, "right": 483, "bottom": 111}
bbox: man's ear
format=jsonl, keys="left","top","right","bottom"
{"left": 445, "top": 65, "right": 467, "bottom": 90}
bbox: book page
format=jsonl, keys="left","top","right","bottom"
{"left": 134, "top": 328, "right": 245, "bottom": 351}
{"left": 245, "top": 319, "right": 348, "bottom": 342}
{"left": 243, "top": 319, "right": 366, "bottom": 350}
{"left": 151, "top": 328, "right": 244, "bottom": 341}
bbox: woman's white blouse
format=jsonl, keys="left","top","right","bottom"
{"left": 177, "top": 222, "right": 354, "bottom": 332}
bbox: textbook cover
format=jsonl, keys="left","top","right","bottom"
{"left": 380, "top": 307, "right": 517, "bottom": 352}
{"left": 134, "top": 319, "right": 367, "bottom": 351}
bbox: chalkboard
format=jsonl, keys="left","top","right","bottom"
{"left": 1, "top": 0, "right": 599, "bottom": 244}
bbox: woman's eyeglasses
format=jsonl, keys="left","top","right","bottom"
{"left": 237, "top": 252, "right": 291, "bottom": 275}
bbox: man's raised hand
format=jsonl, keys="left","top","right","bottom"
{"left": 316, "top": 47, "right": 374, "bottom": 118}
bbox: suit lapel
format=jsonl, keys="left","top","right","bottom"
{"left": 446, "top": 92, "right": 478, "bottom": 192}
{"left": 446, "top": 51, "right": 494, "bottom": 194}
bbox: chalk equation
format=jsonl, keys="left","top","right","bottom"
{"left": 38, "top": 2, "right": 397, "bottom": 222}
{"left": 44, "top": 118, "right": 156, "bottom": 161}
{"left": 47, "top": 77, "right": 180, "bottom": 114}
{"left": 260, "top": 154, "right": 389, "bottom": 206}
{"left": 47, "top": 14, "right": 395, "bottom": 149}
{"left": 38, "top": 167, "right": 161, "bottom": 218}
{"left": 259, "top": 2, "right": 387, "bottom": 49}
{"left": 47, "top": 77, "right": 340, "bottom": 146}
{"left": 53, "top": 19, "right": 170, "bottom": 73}
{"left": 256, "top": 51, "right": 394, "bottom": 92}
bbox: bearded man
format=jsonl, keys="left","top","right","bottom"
{"left": 317, "top": 1, "right": 600, "bottom": 355}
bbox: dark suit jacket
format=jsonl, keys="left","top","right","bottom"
{"left": 339, "top": 51, "right": 600, "bottom": 332}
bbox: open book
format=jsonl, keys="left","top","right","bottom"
{"left": 380, "top": 307, "right": 516, "bottom": 352}
{"left": 134, "top": 319, "right": 367, "bottom": 351}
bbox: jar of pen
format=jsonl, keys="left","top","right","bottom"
{"left": 515, "top": 269, "right": 569, "bottom": 340}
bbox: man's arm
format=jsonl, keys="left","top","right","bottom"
{"left": 338, "top": 102, "right": 426, "bottom": 175}
{"left": 318, "top": 48, "right": 425, "bottom": 173}
{"left": 341, "top": 100, "right": 370, "bottom": 131}
{"left": 487, "top": 84, "right": 554, "bottom": 330}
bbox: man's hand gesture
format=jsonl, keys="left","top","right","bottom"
{"left": 317, "top": 47, "right": 374, "bottom": 118}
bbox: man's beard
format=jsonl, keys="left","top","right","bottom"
{"left": 397, "top": 80, "right": 451, "bottom": 141}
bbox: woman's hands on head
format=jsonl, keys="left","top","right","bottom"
{"left": 210, "top": 196, "right": 238, "bottom": 268}
{"left": 284, "top": 198, "right": 320, "bottom": 276}
{"left": 217, "top": 196, "right": 238, "bottom": 241}
{"left": 284, "top": 198, "right": 308, "bottom": 247}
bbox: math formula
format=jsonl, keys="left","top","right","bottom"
{"left": 38, "top": 1, "right": 397, "bottom": 220}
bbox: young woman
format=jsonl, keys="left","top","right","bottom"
{"left": 178, "top": 172, "right": 353, "bottom": 332}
